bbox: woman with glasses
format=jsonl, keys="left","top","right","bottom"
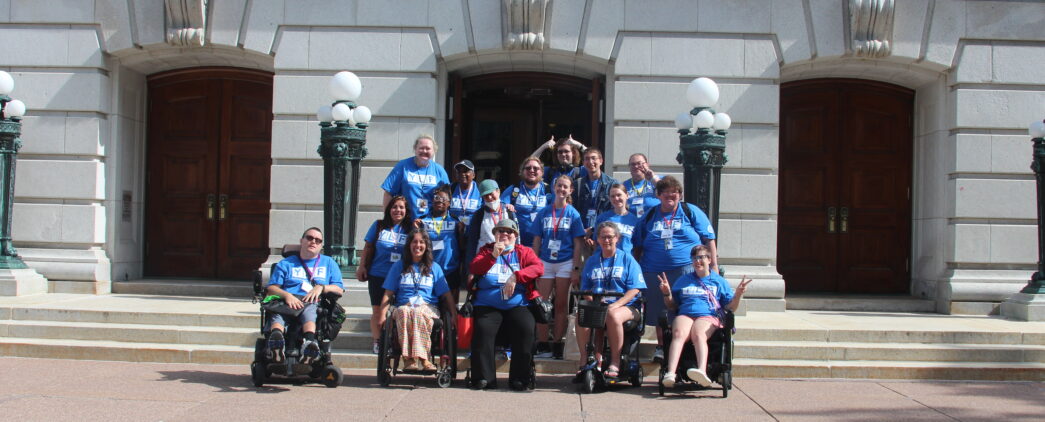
{"left": 529, "top": 134, "right": 588, "bottom": 185}
{"left": 657, "top": 244, "right": 751, "bottom": 387}
{"left": 381, "top": 134, "right": 450, "bottom": 218}
{"left": 357, "top": 196, "right": 413, "bottom": 354}
{"left": 501, "top": 157, "right": 553, "bottom": 247}
{"left": 419, "top": 186, "right": 462, "bottom": 302}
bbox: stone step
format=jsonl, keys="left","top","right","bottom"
{"left": 733, "top": 327, "right": 1045, "bottom": 345}
{"left": 113, "top": 280, "right": 374, "bottom": 307}
{"left": 733, "top": 340, "right": 1045, "bottom": 363}
{"left": 785, "top": 295, "right": 936, "bottom": 313}
{"left": 732, "top": 358, "right": 1045, "bottom": 381}
{"left": 0, "top": 304, "right": 375, "bottom": 330}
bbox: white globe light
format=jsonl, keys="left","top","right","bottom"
{"left": 713, "top": 113, "right": 732, "bottom": 131}
{"left": 353, "top": 105, "right": 372, "bottom": 124}
{"left": 686, "top": 77, "right": 719, "bottom": 108}
{"left": 331, "top": 103, "right": 352, "bottom": 121}
{"left": 674, "top": 112, "right": 692, "bottom": 130}
{"left": 329, "top": 71, "right": 362, "bottom": 101}
{"left": 1030, "top": 120, "right": 1045, "bottom": 138}
{"left": 694, "top": 110, "right": 714, "bottom": 129}
{"left": 0, "top": 71, "right": 13, "bottom": 96}
{"left": 4, "top": 99, "right": 26, "bottom": 118}
{"left": 316, "top": 105, "right": 333, "bottom": 122}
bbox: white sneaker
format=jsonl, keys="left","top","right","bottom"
{"left": 372, "top": 341, "right": 380, "bottom": 354}
{"left": 651, "top": 346, "right": 664, "bottom": 362}
{"left": 687, "top": 368, "right": 712, "bottom": 387}
{"left": 662, "top": 372, "right": 676, "bottom": 388}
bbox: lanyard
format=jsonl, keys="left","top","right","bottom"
{"left": 455, "top": 182, "right": 474, "bottom": 209}
{"left": 298, "top": 255, "right": 321, "bottom": 285}
{"left": 490, "top": 207, "right": 503, "bottom": 225}
{"left": 597, "top": 252, "right": 618, "bottom": 290}
{"left": 632, "top": 179, "right": 648, "bottom": 196}
{"left": 431, "top": 214, "right": 447, "bottom": 235}
{"left": 589, "top": 178, "right": 601, "bottom": 207}
{"left": 391, "top": 224, "right": 404, "bottom": 250}
{"left": 550, "top": 205, "right": 564, "bottom": 237}
{"left": 410, "top": 265, "right": 423, "bottom": 292}
{"left": 662, "top": 205, "right": 679, "bottom": 232}
{"left": 497, "top": 250, "right": 516, "bottom": 274}
{"left": 522, "top": 182, "right": 542, "bottom": 209}
{"left": 695, "top": 275, "right": 721, "bottom": 312}
{"left": 416, "top": 163, "right": 432, "bottom": 190}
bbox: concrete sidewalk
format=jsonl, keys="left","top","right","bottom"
{"left": 0, "top": 357, "right": 1041, "bottom": 421}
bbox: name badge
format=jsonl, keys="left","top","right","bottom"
{"left": 460, "top": 216, "right": 471, "bottom": 225}
{"left": 390, "top": 252, "right": 401, "bottom": 262}
{"left": 529, "top": 213, "right": 537, "bottom": 222}
{"left": 409, "top": 294, "right": 424, "bottom": 306}
{"left": 433, "top": 240, "right": 445, "bottom": 250}
{"left": 587, "top": 209, "right": 596, "bottom": 226}
{"left": 416, "top": 198, "right": 428, "bottom": 212}
{"left": 631, "top": 198, "right": 644, "bottom": 206}
{"left": 300, "top": 281, "right": 313, "bottom": 293}
{"left": 661, "top": 228, "right": 673, "bottom": 239}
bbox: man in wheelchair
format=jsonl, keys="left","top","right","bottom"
{"left": 264, "top": 227, "right": 344, "bottom": 365}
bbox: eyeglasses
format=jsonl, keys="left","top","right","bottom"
{"left": 493, "top": 230, "right": 516, "bottom": 236}
{"left": 692, "top": 254, "right": 710, "bottom": 261}
{"left": 432, "top": 197, "right": 449, "bottom": 203}
{"left": 523, "top": 166, "right": 542, "bottom": 171}
{"left": 628, "top": 162, "right": 646, "bottom": 167}
{"left": 304, "top": 235, "right": 324, "bottom": 244}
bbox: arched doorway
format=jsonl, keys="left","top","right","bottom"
{"left": 778, "top": 79, "right": 913, "bottom": 294}
{"left": 144, "top": 67, "right": 272, "bottom": 279}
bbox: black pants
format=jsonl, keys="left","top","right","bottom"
{"left": 471, "top": 305, "right": 535, "bottom": 386}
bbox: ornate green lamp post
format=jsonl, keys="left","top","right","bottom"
{"left": 1001, "top": 118, "right": 1045, "bottom": 321}
{"left": 0, "top": 71, "right": 29, "bottom": 270}
{"left": 316, "top": 71, "right": 372, "bottom": 272}
{"left": 674, "top": 77, "right": 731, "bottom": 229}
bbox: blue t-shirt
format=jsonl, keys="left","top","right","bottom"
{"left": 502, "top": 182, "right": 553, "bottom": 247}
{"left": 591, "top": 211, "right": 640, "bottom": 254}
{"left": 420, "top": 214, "right": 459, "bottom": 272}
{"left": 381, "top": 261, "right": 450, "bottom": 306}
{"left": 474, "top": 250, "right": 528, "bottom": 310}
{"left": 381, "top": 157, "right": 450, "bottom": 218}
{"left": 580, "top": 251, "right": 646, "bottom": 306}
{"left": 363, "top": 221, "right": 407, "bottom": 278}
{"left": 634, "top": 203, "right": 716, "bottom": 272}
{"left": 671, "top": 272, "right": 734, "bottom": 318}
{"left": 528, "top": 204, "right": 586, "bottom": 263}
{"left": 449, "top": 181, "right": 481, "bottom": 226}
{"left": 623, "top": 178, "right": 660, "bottom": 218}
{"left": 268, "top": 255, "right": 344, "bottom": 297}
{"left": 543, "top": 165, "right": 585, "bottom": 186}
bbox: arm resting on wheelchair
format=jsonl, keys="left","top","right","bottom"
{"left": 379, "top": 290, "right": 396, "bottom": 319}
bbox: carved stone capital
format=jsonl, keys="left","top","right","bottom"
{"left": 165, "top": 0, "right": 208, "bottom": 47}
{"left": 503, "top": 0, "right": 551, "bottom": 51}
{"left": 849, "top": 0, "right": 894, "bottom": 58}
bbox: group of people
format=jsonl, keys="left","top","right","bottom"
{"left": 265, "top": 133, "right": 751, "bottom": 391}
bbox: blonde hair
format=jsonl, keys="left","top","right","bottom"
{"left": 414, "top": 134, "right": 439, "bottom": 153}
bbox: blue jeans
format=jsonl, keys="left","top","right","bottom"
{"left": 267, "top": 301, "right": 319, "bottom": 331}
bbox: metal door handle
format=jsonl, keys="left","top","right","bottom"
{"left": 827, "top": 207, "right": 836, "bottom": 233}
{"left": 206, "top": 194, "right": 216, "bottom": 221}
{"left": 840, "top": 207, "right": 849, "bottom": 233}
{"left": 218, "top": 194, "right": 228, "bottom": 221}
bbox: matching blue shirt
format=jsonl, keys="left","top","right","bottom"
{"left": 474, "top": 250, "right": 528, "bottom": 310}
{"left": 623, "top": 178, "right": 660, "bottom": 218}
{"left": 528, "top": 204, "right": 586, "bottom": 263}
{"left": 502, "top": 182, "right": 553, "bottom": 247}
{"left": 634, "top": 203, "right": 716, "bottom": 272}
{"left": 591, "top": 211, "right": 640, "bottom": 254}
{"left": 420, "top": 214, "right": 460, "bottom": 272}
{"left": 268, "top": 255, "right": 344, "bottom": 297}
{"left": 363, "top": 221, "right": 407, "bottom": 278}
{"left": 382, "top": 261, "right": 450, "bottom": 306}
{"left": 543, "top": 165, "right": 585, "bottom": 186}
{"left": 671, "top": 271, "right": 734, "bottom": 318}
{"left": 449, "top": 181, "right": 481, "bottom": 226}
{"left": 381, "top": 157, "right": 450, "bottom": 218}
{"left": 580, "top": 251, "right": 646, "bottom": 306}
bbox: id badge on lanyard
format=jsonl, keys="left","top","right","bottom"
{"left": 548, "top": 239, "right": 562, "bottom": 260}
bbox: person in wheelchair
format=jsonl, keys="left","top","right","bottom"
{"left": 576, "top": 221, "right": 646, "bottom": 381}
{"left": 379, "top": 229, "right": 457, "bottom": 372}
{"left": 657, "top": 244, "right": 751, "bottom": 388}
{"left": 265, "top": 227, "right": 345, "bottom": 364}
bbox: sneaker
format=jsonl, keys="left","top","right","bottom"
{"left": 266, "top": 330, "right": 285, "bottom": 363}
{"left": 301, "top": 340, "right": 320, "bottom": 364}
{"left": 552, "top": 342, "right": 564, "bottom": 360}
{"left": 372, "top": 340, "right": 380, "bottom": 355}
{"left": 651, "top": 346, "right": 664, "bottom": 362}
{"left": 534, "top": 342, "right": 553, "bottom": 359}
{"left": 687, "top": 368, "right": 713, "bottom": 387}
{"left": 662, "top": 372, "right": 676, "bottom": 388}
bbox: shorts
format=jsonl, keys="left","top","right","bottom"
{"left": 267, "top": 301, "right": 319, "bottom": 330}
{"left": 641, "top": 266, "right": 692, "bottom": 327}
{"left": 540, "top": 259, "right": 573, "bottom": 279}
{"left": 368, "top": 275, "right": 386, "bottom": 306}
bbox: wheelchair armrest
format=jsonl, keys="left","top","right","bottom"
{"left": 721, "top": 309, "right": 735, "bottom": 330}
{"left": 321, "top": 290, "right": 343, "bottom": 300}
{"left": 252, "top": 270, "right": 264, "bottom": 297}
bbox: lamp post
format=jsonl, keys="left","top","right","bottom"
{"left": 0, "top": 71, "right": 28, "bottom": 270}
{"left": 675, "top": 77, "right": 731, "bottom": 230}
{"left": 316, "top": 71, "right": 372, "bottom": 272}
{"left": 1024, "top": 118, "right": 1045, "bottom": 295}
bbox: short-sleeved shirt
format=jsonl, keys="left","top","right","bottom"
{"left": 450, "top": 181, "right": 481, "bottom": 226}
{"left": 580, "top": 251, "right": 646, "bottom": 306}
{"left": 634, "top": 203, "right": 716, "bottom": 272}
{"left": 528, "top": 204, "right": 586, "bottom": 263}
{"left": 671, "top": 271, "right": 734, "bottom": 318}
{"left": 474, "top": 249, "right": 527, "bottom": 310}
{"left": 502, "top": 182, "right": 553, "bottom": 247}
{"left": 382, "top": 261, "right": 450, "bottom": 306}
{"left": 591, "top": 210, "right": 640, "bottom": 254}
{"left": 381, "top": 157, "right": 450, "bottom": 218}
{"left": 268, "top": 255, "right": 344, "bottom": 297}
{"left": 363, "top": 221, "right": 407, "bottom": 278}
{"left": 420, "top": 214, "right": 459, "bottom": 272}
{"left": 623, "top": 178, "right": 660, "bottom": 218}
{"left": 544, "top": 165, "right": 585, "bottom": 186}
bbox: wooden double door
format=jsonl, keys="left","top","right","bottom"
{"left": 778, "top": 79, "right": 913, "bottom": 294}
{"left": 145, "top": 68, "right": 272, "bottom": 279}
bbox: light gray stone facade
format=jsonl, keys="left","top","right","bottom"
{"left": 3, "top": 0, "right": 1043, "bottom": 314}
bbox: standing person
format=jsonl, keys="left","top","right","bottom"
{"left": 449, "top": 159, "right": 481, "bottom": 226}
{"left": 632, "top": 176, "right": 717, "bottom": 362}
{"left": 357, "top": 196, "right": 413, "bottom": 354}
{"left": 623, "top": 153, "right": 661, "bottom": 218}
{"left": 573, "top": 148, "right": 616, "bottom": 233}
{"left": 265, "top": 227, "right": 345, "bottom": 364}
{"left": 419, "top": 186, "right": 461, "bottom": 303}
{"left": 463, "top": 179, "right": 518, "bottom": 269}
{"left": 530, "top": 135, "right": 588, "bottom": 185}
{"left": 381, "top": 134, "right": 450, "bottom": 218}
{"left": 529, "top": 175, "right": 586, "bottom": 359}
{"left": 501, "top": 157, "right": 553, "bottom": 247}
{"left": 591, "top": 184, "right": 640, "bottom": 255}
{"left": 658, "top": 245, "right": 751, "bottom": 387}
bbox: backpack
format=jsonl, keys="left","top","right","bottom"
{"left": 642, "top": 202, "right": 705, "bottom": 233}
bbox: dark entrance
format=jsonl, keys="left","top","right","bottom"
{"left": 448, "top": 72, "right": 602, "bottom": 187}
{"left": 144, "top": 68, "right": 272, "bottom": 279}
{"left": 778, "top": 79, "right": 913, "bottom": 294}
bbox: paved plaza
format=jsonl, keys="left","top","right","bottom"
{"left": 0, "top": 357, "right": 1041, "bottom": 421}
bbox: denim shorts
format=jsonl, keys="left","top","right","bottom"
{"left": 267, "top": 301, "right": 319, "bottom": 330}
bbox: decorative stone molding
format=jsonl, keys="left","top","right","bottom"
{"left": 165, "top": 0, "right": 208, "bottom": 47}
{"left": 503, "top": 0, "right": 550, "bottom": 50}
{"left": 849, "top": 0, "right": 894, "bottom": 58}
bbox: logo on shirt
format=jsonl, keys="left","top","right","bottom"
{"left": 451, "top": 198, "right": 479, "bottom": 210}
{"left": 590, "top": 266, "right": 624, "bottom": 280}
{"left": 379, "top": 229, "right": 406, "bottom": 245}
{"left": 680, "top": 285, "right": 716, "bottom": 298}
{"left": 652, "top": 220, "right": 683, "bottom": 232}
{"left": 516, "top": 195, "right": 547, "bottom": 208}
{"left": 406, "top": 172, "right": 439, "bottom": 186}
{"left": 401, "top": 273, "right": 434, "bottom": 287}
{"left": 615, "top": 222, "right": 635, "bottom": 236}
{"left": 423, "top": 219, "right": 456, "bottom": 231}
{"left": 542, "top": 217, "right": 572, "bottom": 230}
{"left": 291, "top": 266, "right": 327, "bottom": 281}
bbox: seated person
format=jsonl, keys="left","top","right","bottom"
{"left": 265, "top": 227, "right": 345, "bottom": 363}
{"left": 380, "top": 229, "right": 456, "bottom": 371}
{"left": 576, "top": 221, "right": 645, "bottom": 380}
{"left": 657, "top": 244, "right": 751, "bottom": 387}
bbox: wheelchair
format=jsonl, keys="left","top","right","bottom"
{"left": 249, "top": 246, "right": 346, "bottom": 388}
{"left": 376, "top": 296, "right": 458, "bottom": 388}
{"left": 656, "top": 310, "right": 735, "bottom": 398}
{"left": 570, "top": 290, "right": 646, "bottom": 394}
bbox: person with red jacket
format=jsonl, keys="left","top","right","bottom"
{"left": 468, "top": 219, "right": 545, "bottom": 391}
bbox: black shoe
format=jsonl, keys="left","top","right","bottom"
{"left": 301, "top": 340, "right": 320, "bottom": 365}
{"left": 534, "top": 342, "right": 553, "bottom": 358}
{"left": 572, "top": 368, "right": 585, "bottom": 384}
{"left": 552, "top": 342, "right": 564, "bottom": 360}
{"left": 470, "top": 379, "right": 488, "bottom": 390}
{"left": 267, "top": 330, "right": 285, "bottom": 363}
{"left": 509, "top": 380, "right": 527, "bottom": 391}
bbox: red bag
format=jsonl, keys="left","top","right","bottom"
{"left": 456, "top": 312, "right": 473, "bottom": 350}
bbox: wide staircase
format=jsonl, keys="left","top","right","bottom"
{"left": 0, "top": 281, "right": 1043, "bottom": 381}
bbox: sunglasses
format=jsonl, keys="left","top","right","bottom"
{"left": 304, "top": 235, "right": 324, "bottom": 244}
{"left": 523, "top": 166, "right": 542, "bottom": 171}
{"left": 692, "top": 254, "right": 710, "bottom": 261}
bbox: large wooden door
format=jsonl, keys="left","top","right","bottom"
{"left": 145, "top": 68, "right": 272, "bottom": 279}
{"left": 778, "top": 79, "right": 912, "bottom": 294}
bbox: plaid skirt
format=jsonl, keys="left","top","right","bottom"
{"left": 392, "top": 304, "right": 440, "bottom": 359}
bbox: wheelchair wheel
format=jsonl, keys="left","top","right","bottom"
{"left": 322, "top": 365, "right": 343, "bottom": 388}
{"left": 721, "top": 371, "right": 731, "bottom": 398}
{"left": 657, "top": 368, "right": 665, "bottom": 397}
{"left": 630, "top": 364, "right": 644, "bottom": 388}
{"left": 250, "top": 362, "right": 266, "bottom": 387}
{"left": 436, "top": 370, "right": 452, "bottom": 388}
{"left": 581, "top": 370, "right": 595, "bottom": 394}
{"left": 377, "top": 336, "right": 392, "bottom": 387}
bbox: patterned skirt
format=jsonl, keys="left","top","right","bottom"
{"left": 392, "top": 304, "right": 440, "bottom": 359}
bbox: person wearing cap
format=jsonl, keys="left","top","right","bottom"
{"left": 449, "top": 159, "right": 481, "bottom": 226}
{"left": 462, "top": 179, "right": 518, "bottom": 275}
{"left": 467, "top": 218, "right": 545, "bottom": 391}
{"left": 501, "top": 157, "right": 553, "bottom": 247}
{"left": 381, "top": 134, "right": 450, "bottom": 218}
